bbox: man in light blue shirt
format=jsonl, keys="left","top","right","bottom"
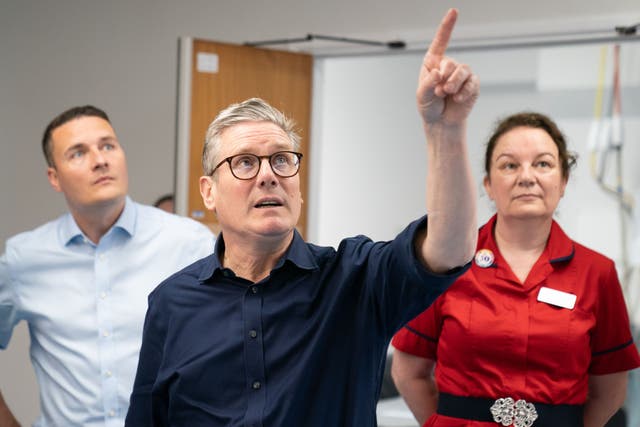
{"left": 0, "top": 105, "right": 214, "bottom": 427}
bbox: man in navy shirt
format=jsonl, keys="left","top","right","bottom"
{"left": 126, "top": 9, "right": 479, "bottom": 427}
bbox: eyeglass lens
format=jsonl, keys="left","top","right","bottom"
{"left": 230, "top": 151, "right": 300, "bottom": 179}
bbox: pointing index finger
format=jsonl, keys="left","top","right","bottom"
{"left": 427, "top": 8, "right": 458, "bottom": 59}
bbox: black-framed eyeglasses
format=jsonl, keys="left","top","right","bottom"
{"left": 210, "top": 151, "right": 303, "bottom": 180}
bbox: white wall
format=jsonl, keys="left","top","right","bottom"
{"left": 2, "top": 1, "right": 640, "bottom": 424}
{"left": 310, "top": 45, "right": 640, "bottom": 261}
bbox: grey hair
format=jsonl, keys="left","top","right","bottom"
{"left": 202, "top": 98, "right": 301, "bottom": 176}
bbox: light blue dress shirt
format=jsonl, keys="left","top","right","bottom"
{"left": 0, "top": 197, "right": 214, "bottom": 427}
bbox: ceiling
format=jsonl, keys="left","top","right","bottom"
{"left": 226, "top": 0, "right": 640, "bottom": 56}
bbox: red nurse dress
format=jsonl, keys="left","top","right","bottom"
{"left": 392, "top": 215, "right": 640, "bottom": 427}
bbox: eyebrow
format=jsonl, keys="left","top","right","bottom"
{"left": 63, "top": 136, "right": 118, "bottom": 155}
{"left": 63, "top": 143, "right": 87, "bottom": 155}
{"left": 495, "top": 151, "right": 557, "bottom": 160}
{"left": 228, "top": 144, "right": 293, "bottom": 156}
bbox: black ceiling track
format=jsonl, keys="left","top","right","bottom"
{"left": 245, "top": 34, "right": 406, "bottom": 50}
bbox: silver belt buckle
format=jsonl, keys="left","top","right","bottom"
{"left": 490, "top": 397, "right": 538, "bottom": 427}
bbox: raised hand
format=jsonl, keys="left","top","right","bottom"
{"left": 417, "top": 9, "right": 479, "bottom": 126}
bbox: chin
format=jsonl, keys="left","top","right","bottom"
{"left": 510, "top": 210, "right": 551, "bottom": 221}
{"left": 254, "top": 221, "right": 295, "bottom": 237}
{"left": 88, "top": 194, "right": 127, "bottom": 208}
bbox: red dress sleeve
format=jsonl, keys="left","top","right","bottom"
{"left": 589, "top": 257, "right": 640, "bottom": 374}
{"left": 392, "top": 296, "right": 442, "bottom": 360}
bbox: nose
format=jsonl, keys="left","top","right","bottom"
{"left": 256, "top": 157, "right": 277, "bottom": 187}
{"left": 91, "top": 147, "right": 108, "bottom": 170}
{"left": 517, "top": 164, "right": 535, "bottom": 187}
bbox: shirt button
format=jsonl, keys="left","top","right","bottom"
{"left": 252, "top": 381, "right": 261, "bottom": 390}
{"left": 108, "top": 410, "right": 115, "bottom": 417}
{"left": 102, "top": 331, "right": 110, "bottom": 338}
{"left": 105, "top": 370, "right": 112, "bottom": 377}
{"left": 100, "top": 292, "right": 107, "bottom": 299}
{"left": 249, "top": 330, "right": 257, "bottom": 338}
{"left": 250, "top": 286, "right": 258, "bottom": 294}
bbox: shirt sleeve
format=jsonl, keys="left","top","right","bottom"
{"left": 351, "top": 216, "right": 469, "bottom": 340}
{"left": 589, "top": 260, "right": 640, "bottom": 374}
{"left": 125, "top": 288, "right": 169, "bottom": 427}
{"left": 391, "top": 300, "right": 440, "bottom": 359}
{"left": 0, "top": 251, "right": 19, "bottom": 349}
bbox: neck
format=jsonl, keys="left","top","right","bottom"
{"left": 493, "top": 215, "right": 552, "bottom": 254}
{"left": 493, "top": 215, "right": 553, "bottom": 283}
{"left": 69, "top": 198, "right": 126, "bottom": 244}
{"left": 220, "top": 231, "right": 294, "bottom": 283}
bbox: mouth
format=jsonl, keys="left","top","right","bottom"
{"left": 254, "top": 198, "right": 283, "bottom": 208}
{"left": 94, "top": 176, "right": 114, "bottom": 185}
{"left": 514, "top": 193, "right": 539, "bottom": 200}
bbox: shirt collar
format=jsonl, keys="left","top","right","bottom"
{"left": 477, "top": 214, "right": 575, "bottom": 265}
{"left": 60, "top": 196, "right": 136, "bottom": 246}
{"left": 199, "top": 229, "right": 318, "bottom": 282}
{"left": 546, "top": 219, "right": 575, "bottom": 263}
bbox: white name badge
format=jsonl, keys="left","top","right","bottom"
{"left": 537, "top": 286, "right": 576, "bottom": 310}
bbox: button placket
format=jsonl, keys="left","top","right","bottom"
{"left": 243, "top": 283, "right": 266, "bottom": 426}
{"left": 94, "top": 244, "right": 119, "bottom": 423}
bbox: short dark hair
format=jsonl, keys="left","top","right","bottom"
{"left": 153, "top": 194, "right": 174, "bottom": 207}
{"left": 42, "top": 105, "right": 110, "bottom": 167}
{"left": 484, "top": 112, "right": 577, "bottom": 180}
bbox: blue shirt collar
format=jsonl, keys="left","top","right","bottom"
{"left": 60, "top": 196, "right": 136, "bottom": 246}
{"left": 199, "top": 229, "right": 318, "bottom": 282}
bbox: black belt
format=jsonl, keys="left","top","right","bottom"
{"left": 437, "top": 392, "right": 583, "bottom": 427}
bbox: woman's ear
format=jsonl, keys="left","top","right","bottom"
{"left": 482, "top": 175, "right": 493, "bottom": 201}
{"left": 560, "top": 176, "right": 568, "bottom": 198}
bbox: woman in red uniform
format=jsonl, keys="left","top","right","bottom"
{"left": 391, "top": 112, "right": 640, "bottom": 427}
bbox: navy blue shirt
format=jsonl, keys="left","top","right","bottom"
{"left": 125, "top": 216, "right": 468, "bottom": 427}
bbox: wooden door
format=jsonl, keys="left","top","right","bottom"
{"left": 180, "top": 39, "right": 313, "bottom": 237}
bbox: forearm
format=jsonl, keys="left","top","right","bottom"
{"left": 0, "top": 391, "right": 20, "bottom": 427}
{"left": 423, "top": 123, "right": 477, "bottom": 272}
{"left": 583, "top": 399, "right": 624, "bottom": 427}
{"left": 413, "top": 8, "right": 478, "bottom": 272}
{"left": 583, "top": 372, "right": 627, "bottom": 427}
{"left": 392, "top": 351, "right": 438, "bottom": 426}
{"left": 395, "top": 377, "right": 438, "bottom": 426}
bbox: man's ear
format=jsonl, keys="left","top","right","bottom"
{"left": 47, "top": 167, "right": 62, "bottom": 193}
{"left": 199, "top": 176, "right": 216, "bottom": 212}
